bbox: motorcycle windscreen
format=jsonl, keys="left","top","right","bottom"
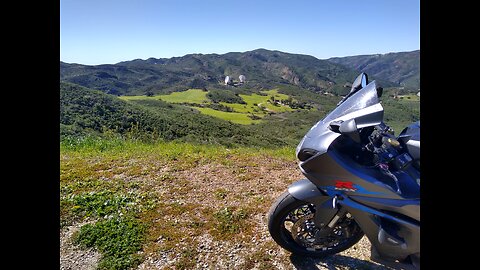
{"left": 323, "top": 81, "right": 380, "bottom": 123}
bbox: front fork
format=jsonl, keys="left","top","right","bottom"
{"left": 315, "top": 196, "right": 348, "bottom": 237}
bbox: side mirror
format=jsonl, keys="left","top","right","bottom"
{"left": 340, "top": 118, "right": 361, "bottom": 143}
{"left": 329, "top": 119, "right": 361, "bottom": 143}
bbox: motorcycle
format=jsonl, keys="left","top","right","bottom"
{"left": 267, "top": 73, "right": 420, "bottom": 269}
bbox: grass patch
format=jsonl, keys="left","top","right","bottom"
{"left": 61, "top": 139, "right": 296, "bottom": 164}
{"left": 212, "top": 207, "right": 249, "bottom": 236}
{"left": 214, "top": 188, "right": 229, "bottom": 200}
{"left": 120, "top": 88, "right": 303, "bottom": 125}
{"left": 219, "top": 102, "right": 259, "bottom": 114}
{"left": 65, "top": 191, "right": 137, "bottom": 218}
{"left": 238, "top": 89, "right": 295, "bottom": 114}
{"left": 175, "top": 247, "right": 198, "bottom": 270}
{"left": 241, "top": 249, "right": 275, "bottom": 270}
{"left": 60, "top": 134, "right": 131, "bottom": 152}
{"left": 397, "top": 94, "right": 420, "bottom": 101}
{"left": 120, "top": 89, "right": 209, "bottom": 104}
{"left": 191, "top": 107, "right": 261, "bottom": 125}
{"left": 158, "top": 89, "right": 209, "bottom": 104}
{"left": 73, "top": 216, "right": 146, "bottom": 270}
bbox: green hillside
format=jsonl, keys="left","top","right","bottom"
{"left": 60, "top": 49, "right": 398, "bottom": 97}
{"left": 61, "top": 80, "right": 418, "bottom": 150}
{"left": 60, "top": 82, "right": 290, "bottom": 147}
{"left": 328, "top": 50, "right": 420, "bottom": 91}
{"left": 60, "top": 48, "right": 419, "bottom": 145}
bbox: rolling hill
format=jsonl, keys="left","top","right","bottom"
{"left": 60, "top": 49, "right": 404, "bottom": 97}
{"left": 60, "top": 82, "right": 293, "bottom": 147}
{"left": 327, "top": 50, "right": 420, "bottom": 91}
{"left": 60, "top": 48, "right": 420, "bottom": 146}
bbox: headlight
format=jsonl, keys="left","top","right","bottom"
{"left": 297, "top": 149, "right": 319, "bottom": 162}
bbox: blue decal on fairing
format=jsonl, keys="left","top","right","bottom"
{"left": 321, "top": 184, "right": 385, "bottom": 195}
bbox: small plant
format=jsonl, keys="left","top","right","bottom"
{"left": 66, "top": 191, "right": 137, "bottom": 218}
{"left": 213, "top": 207, "right": 248, "bottom": 235}
{"left": 73, "top": 216, "right": 146, "bottom": 270}
{"left": 241, "top": 249, "right": 275, "bottom": 270}
{"left": 214, "top": 189, "right": 228, "bottom": 200}
{"left": 158, "top": 173, "right": 176, "bottom": 182}
{"left": 175, "top": 247, "right": 198, "bottom": 270}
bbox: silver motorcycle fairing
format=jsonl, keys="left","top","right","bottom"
{"left": 296, "top": 81, "right": 384, "bottom": 161}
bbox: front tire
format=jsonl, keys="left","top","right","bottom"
{"left": 268, "top": 191, "right": 364, "bottom": 258}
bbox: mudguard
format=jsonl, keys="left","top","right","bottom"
{"left": 288, "top": 179, "right": 326, "bottom": 203}
{"left": 288, "top": 179, "right": 338, "bottom": 227}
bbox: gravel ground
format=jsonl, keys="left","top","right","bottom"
{"left": 60, "top": 153, "right": 394, "bottom": 269}
{"left": 60, "top": 221, "right": 391, "bottom": 270}
{"left": 60, "top": 221, "right": 101, "bottom": 270}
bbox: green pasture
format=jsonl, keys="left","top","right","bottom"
{"left": 121, "top": 89, "right": 209, "bottom": 104}
{"left": 121, "top": 88, "right": 299, "bottom": 125}
{"left": 397, "top": 94, "right": 420, "bottom": 102}
{"left": 192, "top": 107, "right": 261, "bottom": 125}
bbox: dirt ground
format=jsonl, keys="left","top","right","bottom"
{"left": 61, "top": 152, "right": 392, "bottom": 270}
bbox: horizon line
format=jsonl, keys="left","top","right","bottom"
{"left": 60, "top": 48, "right": 420, "bottom": 66}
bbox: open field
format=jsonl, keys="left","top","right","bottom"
{"left": 121, "top": 89, "right": 305, "bottom": 125}
{"left": 396, "top": 94, "right": 420, "bottom": 102}
{"left": 192, "top": 107, "right": 262, "bottom": 125}
{"left": 235, "top": 89, "right": 296, "bottom": 114}
{"left": 121, "top": 89, "right": 209, "bottom": 104}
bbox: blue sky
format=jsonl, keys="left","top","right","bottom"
{"left": 60, "top": 0, "right": 420, "bottom": 65}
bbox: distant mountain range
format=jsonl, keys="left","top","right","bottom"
{"left": 60, "top": 49, "right": 419, "bottom": 96}
{"left": 327, "top": 50, "right": 420, "bottom": 90}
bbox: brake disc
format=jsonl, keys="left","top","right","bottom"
{"left": 290, "top": 213, "right": 317, "bottom": 246}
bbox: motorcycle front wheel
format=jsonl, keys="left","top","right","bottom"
{"left": 267, "top": 191, "right": 364, "bottom": 258}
